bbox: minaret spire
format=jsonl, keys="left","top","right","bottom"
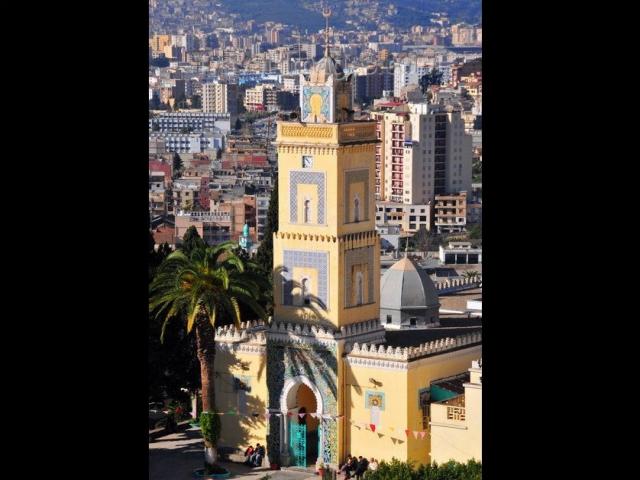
{"left": 322, "top": 2, "right": 332, "bottom": 58}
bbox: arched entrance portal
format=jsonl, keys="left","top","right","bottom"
{"left": 280, "top": 376, "right": 323, "bottom": 467}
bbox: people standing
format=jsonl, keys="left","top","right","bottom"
{"left": 355, "top": 456, "right": 369, "bottom": 480}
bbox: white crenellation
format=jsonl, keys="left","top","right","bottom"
{"left": 347, "top": 331, "right": 482, "bottom": 362}
{"left": 435, "top": 276, "right": 481, "bottom": 294}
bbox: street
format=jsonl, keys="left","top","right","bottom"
{"left": 149, "top": 427, "right": 317, "bottom": 480}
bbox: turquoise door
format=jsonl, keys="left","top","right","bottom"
{"left": 290, "top": 420, "right": 307, "bottom": 467}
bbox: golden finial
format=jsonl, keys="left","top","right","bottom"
{"left": 322, "top": 2, "right": 332, "bottom": 57}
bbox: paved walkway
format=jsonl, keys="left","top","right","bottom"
{"left": 149, "top": 427, "right": 317, "bottom": 480}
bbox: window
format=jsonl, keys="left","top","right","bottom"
{"left": 301, "top": 278, "right": 310, "bottom": 305}
{"left": 409, "top": 317, "right": 417, "bottom": 326}
{"left": 355, "top": 272, "right": 364, "bottom": 306}
{"left": 354, "top": 195, "right": 360, "bottom": 222}
{"left": 303, "top": 199, "right": 311, "bottom": 223}
{"left": 302, "top": 155, "right": 313, "bottom": 168}
{"left": 386, "top": 315, "right": 392, "bottom": 324}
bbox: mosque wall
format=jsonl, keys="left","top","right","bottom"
{"left": 213, "top": 339, "right": 269, "bottom": 451}
{"left": 344, "top": 342, "right": 481, "bottom": 466}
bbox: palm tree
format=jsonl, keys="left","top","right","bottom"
{"left": 463, "top": 270, "right": 481, "bottom": 285}
{"left": 149, "top": 241, "right": 268, "bottom": 471}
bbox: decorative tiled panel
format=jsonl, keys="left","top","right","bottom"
{"left": 267, "top": 341, "right": 339, "bottom": 465}
{"left": 344, "top": 246, "right": 375, "bottom": 307}
{"left": 290, "top": 171, "right": 325, "bottom": 224}
{"left": 282, "top": 250, "right": 329, "bottom": 309}
{"left": 344, "top": 169, "right": 370, "bottom": 223}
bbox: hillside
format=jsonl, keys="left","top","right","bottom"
{"left": 220, "top": 0, "right": 482, "bottom": 31}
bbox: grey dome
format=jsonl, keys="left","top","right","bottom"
{"left": 380, "top": 257, "right": 440, "bottom": 310}
{"left": 310, "top": 55, "right": 342, "bottom": 83}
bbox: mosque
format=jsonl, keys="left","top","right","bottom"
{"left": 213, "top": 22, "right": 482, "bottom": 469}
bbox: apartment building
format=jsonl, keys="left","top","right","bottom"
{"left": 393, "top": 61, "right": 431, "bottom": 97}
{"left": 149, "top": 171, "right": 169, "bottom": 218}
{"left": 375, "top": 202, "right": 432, "bottom": 233}
{"left": 255, "top": 193, "right": 270, "bottom": 241}
{"left": 434, "top": 191, "right": 467, "bottom": 233}
{"left": 371, "top": 103, "right": 472, "bottom": 205}
{"left": 172, "top": 177, "right": 201, "bottom": 211}
{"left": 149, "top": 132, "right": 224, "bottom": 154}
{"left": 202, "top": 82, "right": 238, "bottom": 115}
{"left": 149, "top": 112, "right": 231, "bottom": 133}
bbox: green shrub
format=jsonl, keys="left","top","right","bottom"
{"left": 199, "top": 411, "right": 221, "bottom": 445}
{"left": 364, "top": 459, "right": 481, "bottom": 480}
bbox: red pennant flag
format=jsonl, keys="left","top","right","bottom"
{"left": 370, "top": 424, "right": 376, "bottom": 432}
{"left": 299, "top": 413, "right": 306, "bottom": 419}
{"left": 419, "top": 431, "right": 427, "bottom": 439}
{"left": 412, "top": 431, "right": 419, "bottom": 439}
{"left": 405, "top": 429, "right": 411, "bottom": 437}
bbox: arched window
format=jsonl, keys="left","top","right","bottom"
{"left": 355, "top": 272, "right": 364, "bottom": 306}
{"left": 304, "top": 199, "right": 311, "bottom": 224}
{"left": 354, "top": 195, "right": 360, "bottom": 223}
{"left": 301, "top": 278, "right": 310, "bottom": 305}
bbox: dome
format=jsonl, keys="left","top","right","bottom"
{"left": 310, "top": 55, "right": 342, "bottom": 83}
{"left": 380, "top": 257, "right": 440, "bottom": 311}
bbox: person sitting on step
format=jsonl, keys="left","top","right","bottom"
{"left": 243, "top": 445, "right": 255, "bottom": 464}
{"left": 251, "top": 443, "right": 265, "bottom": 467}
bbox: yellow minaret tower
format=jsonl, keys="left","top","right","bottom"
{"left": 265, "top": 5, "right": 382, "bottom": 470}
{"left": 272, "top": 16, "right": 380, "bottom": 329}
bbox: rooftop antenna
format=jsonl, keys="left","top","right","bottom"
{"left": 322, "top": 2, "right": 332, "bottom": 58}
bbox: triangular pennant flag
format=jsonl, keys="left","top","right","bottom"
{"left": 405, "top": 429, "right": 411, "bottom": 437}
{"left": 419, "top": 431, "right": 427, "bottom": 439}
{"left": 299, "top": 413, "right": 306, "bottom": 419}
{"left": 369, "top": 424, "right": 376, "bottom": 432}
{"left": 413, "top": 431, "right": 420, "bottom": 439}
{"left": 388, "top": 426, "right": 395, "bottom": 432}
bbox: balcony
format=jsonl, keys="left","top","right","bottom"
{"left": 430, "top": 396, "right": 467, "bottom": 426}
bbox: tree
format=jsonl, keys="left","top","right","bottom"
{"left": 216, "top": 148, "right": 223, "bottom": 160}
{"left": 149, "top": 242, "right": 269, "bottom": 471}
{"left": 256, "top": 179, "right": 278, "bottom": 275}
{"left": 150, "top": 56, "right": 170, "bottom": 67}
{"left": 149, "top": 235, "right": 199, "bottom": 404}
{"left": 173, "top": 152, "right": 184, "bottom": 179}
{"left": 412, "top": 226, "right": 430, "bottom": 252}
{"left": 468, "top": 224, "right": 482, "bottom": 240}
{"left": 181, "top": 226, "right": 205, "bottom": 255}
{"left": 419, "top": 67, "right": 444, "bottom": 95}
{"left": 234, "top": 118, "right": 242, "bottom": 131}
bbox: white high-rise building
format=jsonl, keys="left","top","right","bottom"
{"left": 371, "top": 102, "right": 472, "bottom": 205}
{"left": 393, "top": 62, "right": 431, "bottom": 97}
{"left": 202, "top": 82, "right": 238, "bottom": 115}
